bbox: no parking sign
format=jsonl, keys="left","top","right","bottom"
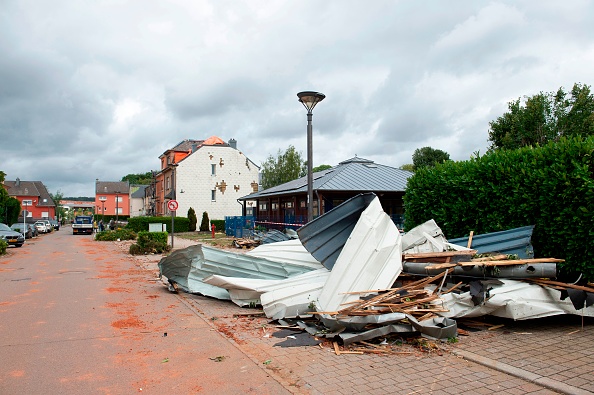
{"left": 167, "top": 200, "right": 178, "bottom": 211}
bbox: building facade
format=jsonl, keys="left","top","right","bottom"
{"left": 3, "top": 178, "right": 56, "bottom": 220}
{"left": 153, "top": 136, "right": 260, "bottom": 220}
{"left": 95, "top": 181, "right": 130, "bottom": 218}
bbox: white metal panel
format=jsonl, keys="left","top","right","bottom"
{"left": 317, "top": 197, "right": 402, "bottom": 313}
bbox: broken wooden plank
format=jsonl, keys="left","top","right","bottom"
{"left": 467, "top": 231, "right": 474, "bottom": 249}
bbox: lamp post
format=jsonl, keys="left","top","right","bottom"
{"left": 101, "top": 200, "right": 105, "bottom": 221}
{"left": 115, "top": 191, "right": 120, "bottom": 224}
{"left": 297, "top": 91, "right": 326, "bottom": 223}
{"left": 22, "top": 200, "right": 28, "bottom": 238}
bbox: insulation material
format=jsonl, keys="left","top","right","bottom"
{"left": 316, "top": 197, "right": 403, "bottom": 313}
{"left": 436, "top": 279, "right": 594, "bottom": 320}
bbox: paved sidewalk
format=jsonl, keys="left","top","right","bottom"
{"left": 129, "top": 238, "right": 594, "bottom": 395}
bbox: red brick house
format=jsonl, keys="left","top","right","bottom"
{"left": 3, "top": 178, "right": 56, "bottom": 220}
{"left": 95, "top": 181, "right": 130, "bottom": 218}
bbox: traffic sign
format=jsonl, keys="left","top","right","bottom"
{"left": 167, "top": 200, "right": 178, "bottom": 211}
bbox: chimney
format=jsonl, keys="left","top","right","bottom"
{"left": 16, "top": 178, "right": 20, "bottom": 187}
{"left": 191, "top": 143, "right": 197, "bottom": 153}
{"left": 228, "top": 138, "right": 237, "bottom": 149}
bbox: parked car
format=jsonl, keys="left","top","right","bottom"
{"left": 49, "top": 219, "right": 60, "bottom": 231}
{"left": 34, "top": 220, "right": 50, "bottom": 234}
{"left": 28, "top": 223, "right": 39, "bottom": 237}
{"left": 42, "top": 219, "right": 53, "bottom": 233}
{"left": 0, "top": 223, "right": 25, "bottom": 247}
{"left": 10, "top": 223, "right": 32, "bottom": 239}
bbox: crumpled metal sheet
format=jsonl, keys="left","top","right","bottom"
{"left": 158, "top": 244, "right": 318, "bottom": 299}
{"left": 437, "top": 279, "right": 594, "bottom": 320}
{"left": 402, "top": 219, "right": 448, "bottom": 253}
{"left": 247, "top": 239, "right": 323, "bottom": 268}
{"left": 318, "top": 312, "right": 407, "bottom": 332}
{"left": 297, "top": 192, "right": 377, "bottom": 270}
{"left": 448, "top": 225, "right": 535, "bottom": 259}
{"left": 316, "top": 197, "right": 402, "bottom": 313}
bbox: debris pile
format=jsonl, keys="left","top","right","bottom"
{"left": 158, "top": 192, "right": 594, "bottom": 347}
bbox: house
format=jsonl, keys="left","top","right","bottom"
{"left": 238, "top": 157, "right": 413, "bottom": 229}
{"left": 153, "top": 136, "right": 260, "bottom": 220}
{"left": 3, "top": 178, "right": 56, "bottom": 220}
{"left": 130, "top": 185, "right": 147, "bottom": 217}
{"left": 95, "top": 181, "right": 130, "bottom": 219}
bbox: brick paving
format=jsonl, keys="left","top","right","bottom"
{"left": 126, "top": 238, "right": 594, "bottom": 394}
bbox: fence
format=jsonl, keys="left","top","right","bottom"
{"left": 225, "top": 216, "right": 255, "bottom": 238}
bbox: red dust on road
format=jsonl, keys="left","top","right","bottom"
{"left": 0, "top": 229, "right": 288, "bottom": 394}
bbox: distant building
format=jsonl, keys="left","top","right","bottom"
{"left": 130, "top": 185, "right": 147, "bottom": 217}
{"left": 95, "top": 181, "right": 130, "bottom": 218}
{"left": 153, "top": 136, "right": 260, "bottom": 220}
{"left": 238, "top": 157, "right": 413, "bottom": 230}
{"left": 3, "top": 178, "right": 56, "bottom": 220}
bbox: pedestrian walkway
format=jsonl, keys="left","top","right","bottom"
{"left": 129, "top": 239, "right": 594, "bottom": 395}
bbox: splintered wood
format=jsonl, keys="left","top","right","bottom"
{"left": 326, "top": 269, "right": 453, "bottom": 319}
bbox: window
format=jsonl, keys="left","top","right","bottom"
{"left": 211, "top": 164, "right": 216, "bottom": 176}
{"left": 259, "top": 203, "right": 267, "bottom": 211}
{"left": 271, "top": 203, "right": 278, "bottom": 210}
{"left": 300, "top": 200, "right": 306, "bottom": 208}
{"left": 115, "top": 196, "right": 122, "bottom": 202}
{"left": 99, "top": 196, "right": 107, "bottom": 201}
{"left": 116, "top": 207, "right": 122, "bottom": 214}
{"left": 22, "top": 199, "right": 33, "bottom": 206}
{"left": 211, "top": 190, "right": 216, "bottom": 201}
{"left": 285, "top": 202, "right": 293, "bottom": 209}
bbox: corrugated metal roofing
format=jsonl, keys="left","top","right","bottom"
{"left": 239, "top": 157, "right": 412, "bottom": 200}
{"left": 298, "top": 193, "right": 377, "bottom": 270}
{"left": 448, "top": 225, "right": 535, "bottom": 259}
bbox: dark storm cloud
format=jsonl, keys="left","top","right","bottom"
{"left": 1, "top": 0, "right": 593, "bottom": 195}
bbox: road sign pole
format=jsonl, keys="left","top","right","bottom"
{"left": 167, "top": 200, "right": 178, "bottom": 249}
{"left": 171, "top": 211, "right": 174, "bottom": 249}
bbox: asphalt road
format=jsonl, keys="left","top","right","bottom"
{"left": 0, "top": 228, "right": 287, "bottom": 394}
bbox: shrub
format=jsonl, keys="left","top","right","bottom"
{"left": 129, "top": 231, "right": 170, "bottom": 255}
{"left": 211, "top": 219, "right": 225, "bottom": 232}
{"left": 0, "top": 239, "right": 7, "bottom": 255}
{"left": 95, "top": 228, "right": 137, "bottom": 241}
{"left": 200, "top": 211, "right": 210, "bottom": 231}
{"left": 188, "top": 207, "right": 197, "bottom": 232}
{"left": 404, "top": 136, "right": 594, "bottom": 280}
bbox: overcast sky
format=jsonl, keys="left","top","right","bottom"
{"left": 1, "top": 1, "right": 593, "bottom": 197}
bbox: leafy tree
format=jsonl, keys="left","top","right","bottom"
{"left": 199, "top": 211, "right": 210, "bottom": 232}
{"left": 399, "top": 164, "right": 415, "bottom": 172}
{"left": 121, "top": 171, "right": 155, "bottom": 185}
{"left": 261, "top": 145, "right": 307, "bottom": 189}
{"left": 188, "top": 207, "right": 197, "bottom": 231}
{"left": 412, "top": 147, "right": 450, "bottom": 170}
{"left": 50, "top": 190, "right": 65, "bottom": 222}
{"left": 0, "top": 171, "right": 21, "bottom": 224}
{"left": 312, "top": 164, "right": 332, "bottom": 172}
{"left": 488, "top": 83, "right": 594, "bottom": 150}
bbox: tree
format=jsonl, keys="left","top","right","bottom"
{"left": 312, "top": 164, "right": 332, "bottom": 172}
{"left": 199, "top": 211, "right": 210, "bottom": 232}
{"left": 121, "top": 172, "right": 155, "bottom": 185}
{"left": 399, "top": 164, "right": 415, "bottom": 172}
{"left": 412, "top": 147, "right": 451, "bottom": 170}
{"left": 488, "top": 83, "right": 594, "bottom": 150}
{"left": 188, "top": 207, "right": 197, "bottom": 232}
{"left": 0, "top": 171, "right": 21, "bottom": 224}
{"left": 260, "top": 145, "right": 306, "bottom": 189}
{"left": 50, "top": 190, "right": 64, "bottom": 222}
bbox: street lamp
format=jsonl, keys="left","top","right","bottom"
{"left": 297, "top": 91, "right": 326, "bottom": 223}
{"left": 115, "top": 191, "right": 120, "bottom": 224}
{"left": 101, "top": 200, "right": 105, "bottom": 221}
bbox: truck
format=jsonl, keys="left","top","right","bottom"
{"left": 72, "top": 215, "right": 94, "bottom": 235}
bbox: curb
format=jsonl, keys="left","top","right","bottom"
{"left": 452, "top": 350, "right": 593, "bottom": 395}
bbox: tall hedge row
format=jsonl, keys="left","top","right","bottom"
{"left": 404, "top": 136, "right": 594, "bottom": 279}
{"left": 126, "top": 216, "right": 190, "bottom": 233}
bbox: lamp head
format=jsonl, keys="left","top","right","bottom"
{"left": 297, "top": 91, "right": 326, "bottom": 113}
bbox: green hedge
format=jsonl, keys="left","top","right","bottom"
{"left": 404, "top": 136, "right": 594, "bottom": 280}
{"left": 126, "top": 216, "right": 190, "bottom": 233}
{"left": 211, "top": 219, "right": 225, "bottom": 232}
{"left": 95, "top": 228, "right": 137, "bottom": 241}
{"left": 0, "top": 239, "right": 7, "bottom": 255}
{"left": 130, "top": 231, "right": 169, "bottom": 254}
